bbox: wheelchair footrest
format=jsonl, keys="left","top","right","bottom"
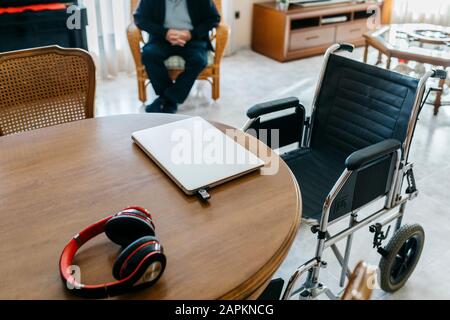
{"left": 258, "top": 278, "right": 285, "bottom": 300}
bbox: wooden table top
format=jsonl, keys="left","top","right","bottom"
{"left": 0, "top": 114, "right": 301, "bottom": 300}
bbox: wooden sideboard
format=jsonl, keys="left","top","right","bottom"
{"left": 252, "top": 1, "right": 384, "bottom": 62}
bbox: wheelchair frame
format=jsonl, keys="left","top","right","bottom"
{"left": 243, "top": 44, "right": 446, "bottom": 300}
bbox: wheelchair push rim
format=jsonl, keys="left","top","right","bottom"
{"left": 379, "top": 224, "right": 425, "bottom": 293}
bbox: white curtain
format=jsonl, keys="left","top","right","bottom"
{"left": 392, "top": 0, "right": 450, "bottom": 26}
{"left": 79, "top": 0, "right": 134, "bottom": 79}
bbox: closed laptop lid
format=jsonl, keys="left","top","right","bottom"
{"left": 132, "top": 117, "right": 265, "bottom": 195}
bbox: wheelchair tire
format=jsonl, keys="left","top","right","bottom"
{"left": 379, "top": 224, "right": 425, "bottom": 293}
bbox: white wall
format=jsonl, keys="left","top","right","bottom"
{"left": 231, "top": 0, "right": 267, "bottom": 51}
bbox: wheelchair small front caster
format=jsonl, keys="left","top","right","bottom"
{"left": 379, "top": 224, "right": 425, "bottom": 293}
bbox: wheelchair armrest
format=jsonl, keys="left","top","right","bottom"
{"left": 337, "top": 43, "right": 355, "bottom": 53}
{"left": 245, "top": 97, "right": 305, "bottom": 149}
{"left": 345, "top": 139, "right": 402, "bottom": 171}
{"left": 247, "top": 97, "right": 303, "bottom": 119}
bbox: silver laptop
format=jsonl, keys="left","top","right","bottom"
{"left": 132, "top": 117, "right": 265, "bottom": 196}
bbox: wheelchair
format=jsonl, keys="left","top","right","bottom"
{"left": 245, "top": 43, "right": 447, "bottom": 300}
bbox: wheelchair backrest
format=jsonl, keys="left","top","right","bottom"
{"left": 311, "top": 54, "right": 420, "bottom": 157}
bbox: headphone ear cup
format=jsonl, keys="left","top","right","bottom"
{"left": 105, "top": 215, "right": 155, "bottom": 247}
{"left": 112, "top": 236, "right": 165, "bottom": 283}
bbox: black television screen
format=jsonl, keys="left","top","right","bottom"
{"left": 0, "top": 1, "right": 75, "bottom": 8}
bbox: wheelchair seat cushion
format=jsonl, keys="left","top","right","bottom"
{"left": 282, "top": 147, "right": 347, "bottom": 222}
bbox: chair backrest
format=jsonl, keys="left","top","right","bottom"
{"left": 0, "top": 46, "right": 95, "bottom": 136}
{"left": 311, "top": 54, "right": 419, "bottom": 157}
{"left": 130, "top": 0, "right": 223, "bottom": 17}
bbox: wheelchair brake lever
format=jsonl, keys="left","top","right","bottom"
{"left": 406, "top": 167, "right": 419, "bottom": 199}
{"left": 369, "top": 223, "right": 391, "bottom": 250}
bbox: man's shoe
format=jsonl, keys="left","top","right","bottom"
{"left": 145, "top": 97, "right": 163, "bottom": 113}
{"left": 161, "top": 100, "right": 178, "bottom": 114}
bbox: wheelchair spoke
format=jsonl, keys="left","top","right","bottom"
{"left": 391, "top": 237, "right": 419, "bottom": 283}
{"left": 398, "top": 241, "right": 409, "bottom": 258}
{"left": 404, "top": 239, "right": 414, "bottom": 254}
{"left": 391, "top": 256, "right": 404, "bottom": 279}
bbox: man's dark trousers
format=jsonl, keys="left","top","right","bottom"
{"left": 142, "top": 39, "right": 208, "bottom": 104}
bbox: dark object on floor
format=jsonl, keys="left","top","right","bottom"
{"left": 258, "top": 278, "right": 285, "bottom": 300}
{"left": 0, "top": 0, "right": 88, "bottom": 53}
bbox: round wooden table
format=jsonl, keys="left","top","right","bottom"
{"left": 0, "top": 114, "right": 301, "bottom": 300}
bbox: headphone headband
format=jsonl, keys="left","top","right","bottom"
{"left": 59, "top": 208, "right": 164, "bottom": 299}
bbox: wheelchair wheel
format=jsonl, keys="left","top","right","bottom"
{"left": 379, "top": 224, "right": 425, "bottom": 293}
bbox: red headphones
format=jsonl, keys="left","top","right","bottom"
{"left": 59, "top": 207, "right": 166, "bottom": 299}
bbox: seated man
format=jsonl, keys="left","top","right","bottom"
{"left": 134, "top": 0, "right": 221, "bottom": 114}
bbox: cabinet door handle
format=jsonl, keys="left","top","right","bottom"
{"left": 350, "top": 28, "right": 361, "bottom": 33}
{"left": 306, "top": 35, "right": 320, "bottom": 41}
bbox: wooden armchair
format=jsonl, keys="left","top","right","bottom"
{"left": 127, "top": 0, "right": 230, "bottom": 103}
{"left": 0, "top": 46, "right": 95, "bottom": 136}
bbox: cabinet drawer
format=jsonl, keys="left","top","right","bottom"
{"left": 289, "top": 27, "right": 335, "bottom": 51}
{"left": 336, "top": 21, "right": 368, "bottom": 42}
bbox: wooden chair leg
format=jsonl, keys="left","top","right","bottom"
{"left": 138, "top": 77, "right": 147, "bottom": 104}
{"left": 212, "top": 76, "right": 220, "bottom": 100}
{"left": 363, "top": 44, "right": 369, "bottom": 63}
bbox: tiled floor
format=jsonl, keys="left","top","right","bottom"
{"left": 96, "top": 48, "right": 450, "bottom": 300}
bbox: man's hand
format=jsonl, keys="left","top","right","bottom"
{"left": 166, "top": 29, "right": 182, "bottom": 46}
{"left": 166, "top": 29, "right": 192, "bottom": 47}
{"left": 178, "top": 30, "right": 192, "bottom": 43}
